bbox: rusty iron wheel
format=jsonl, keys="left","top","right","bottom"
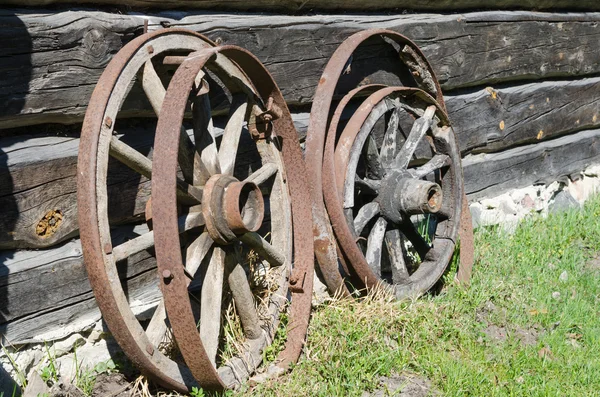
{"left": 327, "top": 87, "right": 463, "bottom": 298}
{"left": 77, "top": 29, "right": 277, "bottom": 392}
{"left": 151, "top": 44, "right": 314, "bottom": 391}
{"left": 306, "top": 29, "right": 474, "bottom": 296}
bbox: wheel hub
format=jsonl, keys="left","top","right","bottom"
{"left": 202, "top": 174, "right": 265, "bottom": 244}
{"left": 377, "top": 170, "right": 443, "bottom": 224}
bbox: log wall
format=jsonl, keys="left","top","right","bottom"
{"left": 1, "top": 8, "right": 599, "bottom": 347}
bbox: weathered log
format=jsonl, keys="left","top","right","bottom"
{"left": 3, "top": 73, "right": 600, "bottom": 249}
{"left": 447, "top": 77, "right": 600, "bottom": 153}
{"left": 2, "top": 0, "right": 600, "bottom": 12}
{"left": 2, "top": 10, "right": 600, "bottom": 129}
{"left": 463, "top": 128, "right": 600, "bottom": 200}
{"left": 0, "top": 123, "right": 154, "bottom": 249}
{"left": 0, "top": 224, "right": 160, "bottom": 344}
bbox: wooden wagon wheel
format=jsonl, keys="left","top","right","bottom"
{"left": 327, "top": 87, "right": 462, "bottom": 298}
{"left": 78, "top": 29, "right": 313, "bottom": 393}
{"left": 305, "top": 29, "right": 474, "bottom": 296}
{"left": 150, "top": 45, "right": 313, "bottom": 390}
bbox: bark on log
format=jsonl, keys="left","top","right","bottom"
{"left": 2, "top": 10, "right": 600, "bottom": 129}
{"left": 0, "top": 224, "right": 160, "bottom": 344}
{"left": 2, "top": 0, "right": 600, "bottom": 12}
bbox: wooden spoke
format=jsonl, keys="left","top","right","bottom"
{"left": 145, "top": 300, "right": 168, "bottom": 347}
{"left": 225, "top": 248, "right": 262, "bottom": 340}
{"left": 410, "top": 154, "right": 451, "bottom": 179}
{"left": 199, "top": 246, "right": 225, "bottom": 367}
{"left": 385, "top": 229, "right": 410, "bottom": 284}
{"left": 184, "top": 232, "right": 213, "bottom": 278}
{"left": 142, "top": 60, "right": 198, "bottom": 183}
{"left": 218, "top": 95, "right": 249, "bottom": 175}
{"left": 353, "top": 201, "right": 380, "bottom": 236}
{"left": 244, "top": 163, "right": 278, "bottom": 185}
{"left": 399, "top": 220, "right": 431, "bottom": 260}
{"left": 109, "top": 135, "right": 152, "bottom": 179}
{"left": 363, "top": 134, "right": 385, "bottom": 180}
{"left": 109, "top": 136, "right": 202, "bottom": 205}
{"left": 380, "top": 104, "right": 402, "bottom": 167}
{"left": 112, "top": 229, "right": 155, "bottom": 263}
{"left": 192, "top": 91, "right": 222, "bottom": 178}
{"left": 393, "top": 105, "right": 436, "bottom": 170}
{"left": 177, "top": 211, "right": 205, "bottom": 232}
{"left": 355, "top": 175, "right": 381, "bottom": 195}
{"left": 239, "top": 232, "right": 287, "bottom": 268}
{"left": 365, "top": 217, "right": 387, "bottom": 278}
{"left": 112, "top": 212, "right": 204, "bottom": 263}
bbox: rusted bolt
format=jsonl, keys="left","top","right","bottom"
{"left": 259, "top": 113, "right": 273, "bottom": 123}
{"left": 162, "top": 270, "right": 174, "bottom": 280}
{"left": 146, "top": 45, "right": 154, "bottom": 54}
{"left": 104, "top": 116, "right": 113, "bottom": 129}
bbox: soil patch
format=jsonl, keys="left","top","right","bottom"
{"left": 92, "top": 373, "right": 130, "bottom": 397}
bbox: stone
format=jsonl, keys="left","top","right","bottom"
{"left": 568, "top": 176, "right": 600, "bottom": 203}
{"left": 583, "top": 164, "right": 600, "bottom": 177}
{"left": 86, "top": 321, "right": 110, "bottom": 344}
{"left": 498, "top": 196, "right": 518, "bottom": 216}
{"left": 469, "top": 203, "right": 483, "bottom": 229}
{"left": 55, "top": 338, "right": 120, "bottom": 381}
{"left": 521, "top": 194, "right": 536, "bottom": 210}
{"left": 23, "top": 369, "right": 49, "bottom": 397}
{"left": 312, "top": 273, "right": 330, "bottom": 307}
{"left": 552, "top": 291, "right": 561, "bottom": 300}
{"left": 549, "top": 190, "right": 581, "bottom": 213}
{"left": 559, "top": 271, "right": 568, "bottom": 282}
{"left": 53, "top": 334, "right": 85, "bottom": 358}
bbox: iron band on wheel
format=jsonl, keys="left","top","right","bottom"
{"left": 78, "top": 28, "right": 313, "bottom": 393}
{"left": 306, "top": 28, "right": 473, "bottom": 297}
{"left": 152, "top": 44, "right": 314, "bottom": 391}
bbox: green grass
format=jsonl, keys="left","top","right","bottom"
{"left": 233, "top": 195, "right": 600, "bottom": 396}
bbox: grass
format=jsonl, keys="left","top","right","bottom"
{"left": 230, "top": 194, "right": 600, "bottom": 396}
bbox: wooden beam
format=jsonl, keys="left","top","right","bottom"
{"left": 0, "top": 224, "right": 160, "bottom": 345}
{"left": 447, "top": 77, "right": 600, "bottom": 154}
{"left": 2, "top": 10, "right": 600, "bottom": 129}
{"left": 463, "top": 128, "right": 600, "bottom": 200}
{"left": 2, "top": 75, "right": 600, "bottom": 249}
{"left": 2, "top": 1, "right": 600, "bottom": 12}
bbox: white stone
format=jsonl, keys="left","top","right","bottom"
{"left": 23, "top": 369, "right": 49, "bottom": 397}
{"left": 559, "top": 271, "right": 568, "bottom": 283}
{"left": 552, "top": 291, "right": 561, "bottom": 300}
{"left": 568, "top": 176, "right": 600, "bottom": 204}
{"left": 584, "top": 164, "right": 600, "bottom": 177}
{"left": 86, "top": 321, "right": 110, "bottom": 344}
{"left": 53, "top": 334, "right": 86, "bottom": 358}
{"left": 55, "top": 338, "right": 115, "bottom": 381}
{"left": 498, "top": 196, "right": 519, "bottom": 216}
{"left": 312, "top": 273, "right": 330, "bottom": 307}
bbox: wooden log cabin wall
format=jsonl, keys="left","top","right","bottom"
{"left": 1, "top": 4, "right": 600, "bottom": 348}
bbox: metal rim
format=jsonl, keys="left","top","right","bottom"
{"left": 152, "top": 45, "right": 314, "bottom": 390}
{"left": 305, "top": 29, "right": 448, "bottom": 295}
{"left": 328, "top": 87, "right": 462, "bottom": 298}
{"left": 77, "top": 29, "right": 263, "bottom": 392}
{"left": 306, "top": 28, "right": 474, "bottom": 295}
